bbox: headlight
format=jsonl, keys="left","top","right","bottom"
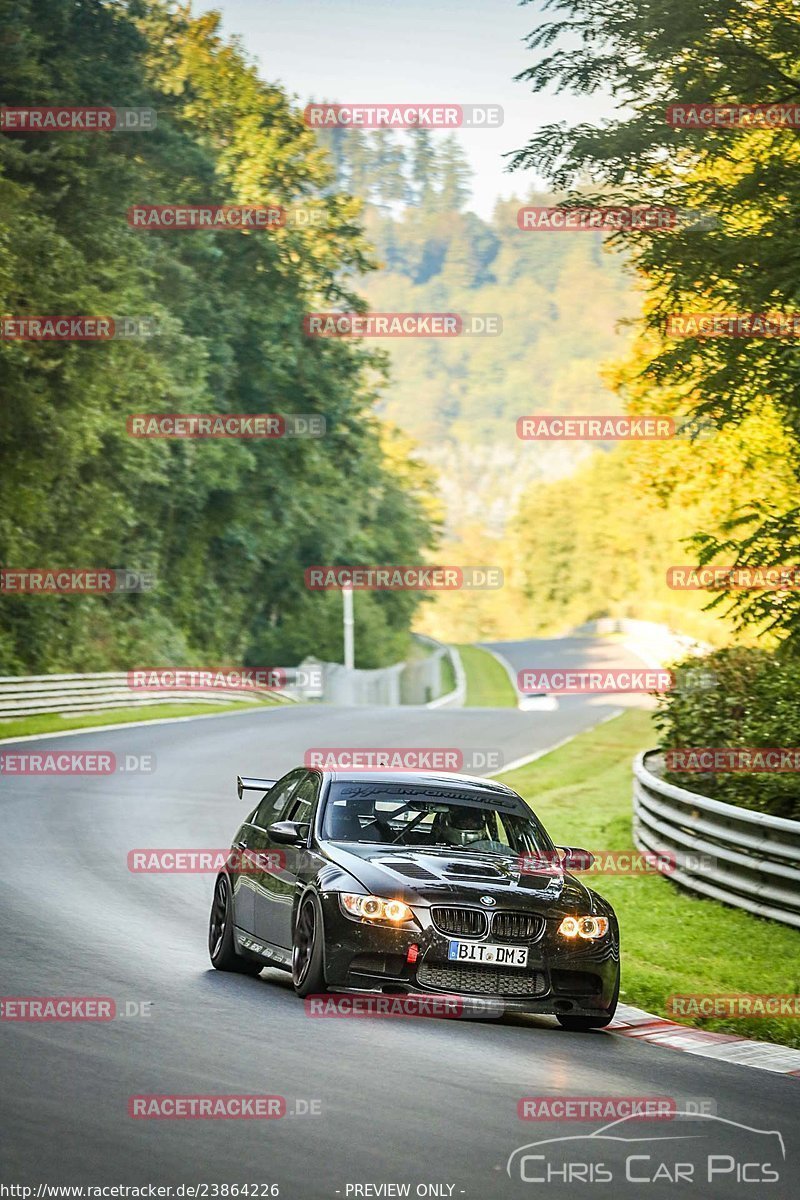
{"left": 340, "top": 893, "right": 414, "bottom": 923}
{"left": 558, "top": 915, "right": 609, "bottom": 940}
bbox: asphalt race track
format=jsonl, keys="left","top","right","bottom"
{"left": 1, "top": 637, "right": 796, "bottom": 1198}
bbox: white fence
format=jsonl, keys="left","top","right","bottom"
{"left": 633, "top": 750, "right": 800, "bottom": 929}
{"left": 300, "top": 638, "right": 464, "bottom": 707}
{"left": 307, "top": 660, "right": 406, "bottom": 706}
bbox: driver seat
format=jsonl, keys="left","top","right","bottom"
{"left": 327, "top": 803, "right": 367, "bottom": 841}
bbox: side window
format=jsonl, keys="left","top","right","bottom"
{"left": 252, "top": 771, "right": 303, "bottom": 830}
{"left": 285, "top": 774, "right": 319, "bottom": 827}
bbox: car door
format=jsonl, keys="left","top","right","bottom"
{"left": 237, "top": 770, "right": 305, "bottom": 935}
{"left": 255, "top": 771, "right": 321, "bottom": 949}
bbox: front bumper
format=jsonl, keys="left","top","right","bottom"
{"left": 320, "top": 893, "right": 619, "bottom": 1017}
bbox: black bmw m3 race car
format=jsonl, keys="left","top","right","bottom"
{"left": 208, "top": 767, "right": 620, "bottom": 1029}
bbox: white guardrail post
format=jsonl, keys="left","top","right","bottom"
{"left": 633, "top": 749, "right": 800, "bottom": 929}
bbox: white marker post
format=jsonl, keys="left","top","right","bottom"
{"left": 342, "top": 584, "right": 354, "bottom": 670}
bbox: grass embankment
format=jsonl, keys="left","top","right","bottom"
{"left": 496, "top": 709, "right": 800, "bottom": 1048}
{"left": 457, "top": 644, "right": 517, "bottom": 707}
{"left": 0, "top": 697, "right": 288, "bottom": 741}
{"left": 439, "top": 650, "right": 457, "bottom": 697}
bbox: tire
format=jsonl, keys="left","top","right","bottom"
{"left": 208, "top": 874, "right": 262, "bottom": 975}
{"left": 556, "top": 972, "right": 619, "bottom": 1031}
{"left": 291, "top": 892, "right": 327, "bottom": 998}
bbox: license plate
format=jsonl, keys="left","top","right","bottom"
{"left": 447, "top": 940, "right": 528, "bottom": 967}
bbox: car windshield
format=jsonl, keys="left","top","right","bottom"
{"left": 320, "top": 782, "right": 553, "bottom": 856}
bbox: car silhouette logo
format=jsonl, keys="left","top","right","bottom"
{"left": 506, "top": 1112, "right": 786, "bottom": 1181}
{"left": 480, "top": 895, "right": 496, "bottom": 906}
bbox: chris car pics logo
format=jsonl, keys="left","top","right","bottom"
{"left": 507, "top": 1113, "right": 785, "bottom": 1185}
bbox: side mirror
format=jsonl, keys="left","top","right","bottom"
{"left": 267, "top": 820, "right": 308, "bottom": 846}
{"left": 557, "top": 846, "right": 595, "bottom": 871}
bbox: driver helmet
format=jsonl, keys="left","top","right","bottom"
{"left": 442, "top": 806, "right": 488, "bottom": 846}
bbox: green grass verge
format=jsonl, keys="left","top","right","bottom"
{"left": 495, "top": 709, "right": 800, "bottom": 1049}
{"left": 0, "top": 697, "right": 288, "bottom": 741}
{"left": 440, "top": 650, "right": 457, "bottom": 697}
{"left": 457, "top": 644, "right": 517, "bottom": 707}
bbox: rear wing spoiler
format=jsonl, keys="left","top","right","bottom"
{"left": 237, "top": 775, "right": 277, "bottom": 800}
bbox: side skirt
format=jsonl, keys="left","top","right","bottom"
{"left": 234, "top": 927, "right": 292, "bottom": 971}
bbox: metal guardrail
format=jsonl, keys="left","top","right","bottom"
{"left": 0, "top": 642, "right": 462, "bottom": 719}
{"left": 425, "top": 643, "right": 466, "bottom": 709}
{"left": 633, "top": 749, "right": 800, "bottom": 929}
{"left": 0, "top": 672, "right": 298, "bottom": 719}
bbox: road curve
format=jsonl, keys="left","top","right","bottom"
{"left": 0, "top": 638, "right": 796, "bottom": 1198}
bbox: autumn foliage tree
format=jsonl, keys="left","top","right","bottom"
{"left": 511, "top": 0, "right": 800, "bottom": 648}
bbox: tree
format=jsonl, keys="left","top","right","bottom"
{"left": 510, "top": 0, "right": 800, "bottom": 648}
{"left": 437, "top": 135, "right": 471, "bottom": 212}
{"left": 409, "top": 128, "right": 439, "bottom": 205}
{"left": 0, "top": 0, "right": 435, "bottom": 672}
{"left": 370, "top": 128, "right": 410, "bottom": 206}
